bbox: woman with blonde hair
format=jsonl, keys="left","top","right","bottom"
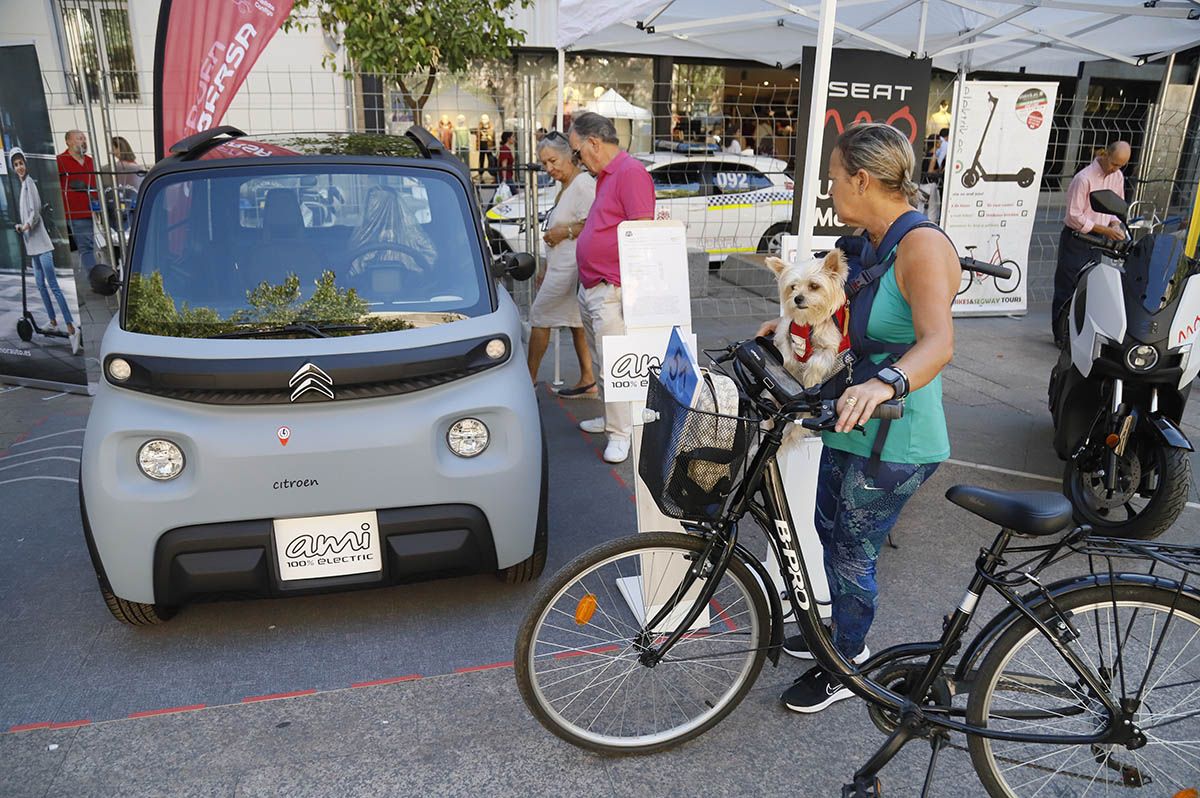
{"left": 527, "top": 132, "right": 598, "bottom": 397}
{"left": 758, "top": 123, "right": 959, "bottom": 713}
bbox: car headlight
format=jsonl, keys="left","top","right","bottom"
{"left": 137, "top": 439, "right": 185, "bottom": 480}
{"left": 1126, "top": 344, "right": 1158, "bottom": 371}
{"left": 107, "top": 357, "right": 132, "bottom": 382}
{"left": 447, "top": 418, "right": 489, "bottom": 458}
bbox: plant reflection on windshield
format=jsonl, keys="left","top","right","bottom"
{"left": 125, "top": 270, "right": 415, "bottom": 338}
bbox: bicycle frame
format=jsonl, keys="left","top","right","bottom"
{"left": 639, "top": 418, "right": 1137, "bottom": 774}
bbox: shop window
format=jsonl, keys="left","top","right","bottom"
{"left": 57, "top": 0, "right": 140, "bottom": 103}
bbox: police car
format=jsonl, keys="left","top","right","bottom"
{"left": 485, "top": 142, "right": 793, "bottom": 261}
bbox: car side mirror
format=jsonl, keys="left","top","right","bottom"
{"left": 1089, "top": 189, "right": 1128, "bottom": 223}
{"left": 89, "top": 264, "right": 121, "bottom": 296}
{"left": 491, "top": 252, "right": 535, "bottom": 281}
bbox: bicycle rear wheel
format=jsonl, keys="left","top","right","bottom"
{"left": 967, "top": 584, "right": 1200, "bottom": 796}
{"left": 994, "top": 260, "right": 1022, "bottom": 294}
{"left": 514, "top": 531, "right": 769, "bottom": 754}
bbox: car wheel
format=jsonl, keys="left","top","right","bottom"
{"left": 499, "top": 424, "right": 549, "bottom": 583}
{"left": 757, "top": 222, "right": 790, "bottom": 256}
{"left": 79, "top": 475, "right": 176, "bottom": 625}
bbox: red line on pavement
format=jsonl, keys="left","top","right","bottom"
{"left": 350, "top": 675, "right": 423, "bottom": 689}
{"left": 242, "top": 689, "right": 317, "bottom": 703}
{"left": 128, "top": 705, "right": 206, "bottom": 719}
{"left": 710, "top": 597, "right": 737, "bottom": 632}
{"left": 553, "top": 644, "right": 621, "bottom": 660}
{"left": 454, "top": 661, "right": 513, "bottom": 674}
{"left": 610, "top": 468, "right": 629, "bottom": 490}
{"left": 48, "top": 719, "right": 90, "bottom": 730}
{"left": 9, "top": 722, "right": 52, "bottom": 733}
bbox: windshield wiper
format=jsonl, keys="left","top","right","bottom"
{"left": 207, "top": 322, "right": 370, "bottom": 339}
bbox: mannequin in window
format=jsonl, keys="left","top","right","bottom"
{"left": 437, "top": 114, "right": 454, "bottom": 150}
{"left": 453, "top": 114, "right": 471, "bottom": 164}
{"left": 477, "top": 113, "right": 497, "bottom": 182}
{"left": 929, "top": 99, "right": 951, "bottom": 135}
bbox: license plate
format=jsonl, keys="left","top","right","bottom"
{"left": 273, "top": 510, "right": 382, "bottom": 582}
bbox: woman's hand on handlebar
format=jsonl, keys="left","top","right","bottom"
{"left": 835, "top": 379, "right": 896, "bottom": 433}
{"left": 755, "top": 319, "right": 779, "bottom": 339}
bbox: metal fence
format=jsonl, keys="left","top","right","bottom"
{"left": 33, "top": 65, "right": 1200, "bottom": 316}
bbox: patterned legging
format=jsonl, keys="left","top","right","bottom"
{"left": 814, "top": 446, "right": 939, "bottom": 658}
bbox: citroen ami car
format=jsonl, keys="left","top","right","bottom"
{"left": 81, "top": 126, "right": 543, "bottom": 625}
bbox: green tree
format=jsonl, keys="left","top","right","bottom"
{"left": 287, "top": 0, "right": 533, "bottom": 125}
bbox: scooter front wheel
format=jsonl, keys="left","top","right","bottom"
{"left": 962, "top": 169, "right": 980, "bottom": 189}
{"left": 1063, "top": 438, "right": 1190, "bottom": 539}
{"left": 16, "top": 317, "right": 33, "bottom": 342}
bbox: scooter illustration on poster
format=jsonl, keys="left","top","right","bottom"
{"left": 961, "top": 93, "right": 1037, "bottom": 189}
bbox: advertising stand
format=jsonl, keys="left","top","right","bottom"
{"left": 942, "top": 80, "right": 1058, "bottom": 317}
{"left": 605, "top": 222, "right": 829, "bottom": 624}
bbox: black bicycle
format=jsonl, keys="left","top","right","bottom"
{"left": 514, "top": 338, "right": 1200, "bottom": 797}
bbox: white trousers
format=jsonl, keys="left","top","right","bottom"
{"left": 578, "top": 281, "right": 632, "bottom": 442}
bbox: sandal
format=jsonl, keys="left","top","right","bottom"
{"left": 556, "top": 382, "right": 597, "bottom": 399}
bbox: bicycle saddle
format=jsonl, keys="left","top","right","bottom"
{"left": 964, "top": 245, "right": 977, "bottom": 253}
{"left": 945, "top": 485, "right": 1074, "bottom": 537}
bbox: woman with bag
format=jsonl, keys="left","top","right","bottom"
{"left": 526, "top": 132, "right": 598, "bottom": 399}
{"left": 757, "top": 123, "right": 959, "bottom": 713}
{"left": 11, "top": 148, "right": 79, "bottom": 354}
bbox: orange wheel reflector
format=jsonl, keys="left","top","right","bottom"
{"left": 1172, "top": 790, "right": 1198, "bottom": 798}
{"left": 1105, "top": 433, "right": 1121, "bottom": 449}
{"left": 575, "top": 594, "right": 598, "bottom": 626}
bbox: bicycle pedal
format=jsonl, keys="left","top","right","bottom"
{"left": 841, "top": 778, "right": 882, "bottom": 797}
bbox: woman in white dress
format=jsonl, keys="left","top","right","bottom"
{"left": 527, "top": 132, "right": 598, "bottom": 398}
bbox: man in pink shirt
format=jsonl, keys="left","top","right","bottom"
{"left": 568, "top": 112, "right": 656, "bottom": 464}
{"left": 1053, "top": 140, "right": 1130, "bottom": 342}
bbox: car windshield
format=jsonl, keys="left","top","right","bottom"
{"left": 124, "top": 164, "right": 489, "bottom": 338}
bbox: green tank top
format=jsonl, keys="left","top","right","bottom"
{"left": 821, "top": 263, "right": 950, "bottom": 465}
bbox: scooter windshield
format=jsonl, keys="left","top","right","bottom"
{"left": 1123, "top": 233, "right": 1189, "bottom": 314}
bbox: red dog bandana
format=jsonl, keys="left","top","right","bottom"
{"left": 788, "top": 305, "right": 850, "bottom": 363}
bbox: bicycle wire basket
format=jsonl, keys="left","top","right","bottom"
{"left": 638, "top": 367, "right": 759, "bottom": 522}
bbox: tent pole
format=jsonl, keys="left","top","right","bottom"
{"left": 916, "top": 0, "right": 929, "bottom": 57}
{"left": 557, "top": 48, "right": 565, "bottom": 131}
{"left": 797, "top": 0, "right": 838, "bottom": 257}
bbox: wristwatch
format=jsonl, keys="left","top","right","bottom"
{"left": 875, "top": 366, "right": 909, "bottom": 400}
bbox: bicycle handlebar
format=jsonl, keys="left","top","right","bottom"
{"left": 959, "top": 256, "right": 1012, "bottom": 280}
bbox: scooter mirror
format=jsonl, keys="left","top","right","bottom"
{"left": 88, "top": 264, "right": 120, "bottom": 296}
{"left": 1089, "top": 189, "right": 1128, "bottom": 223}
{"left": 491, "top": 252, "right": 536, "bottom": 281}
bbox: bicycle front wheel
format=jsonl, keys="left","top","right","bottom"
{"left": 514, "top": 531, "right": 769, "bottom": 754}
{"left": 967, "top": 584, "right": 1200, "bottom": 796}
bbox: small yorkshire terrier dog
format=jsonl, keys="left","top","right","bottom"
{"left": 765, "top": 249, "right": 851, "bottom": 391}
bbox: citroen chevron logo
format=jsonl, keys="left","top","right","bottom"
{"left": 289, "top": 363, "right": 334, "bottom": 402}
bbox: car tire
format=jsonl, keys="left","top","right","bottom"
{"left": 79, "top": 475, "right": 176, "bottom": 625}
{"left": 499, "top": 422, "right": 548, "bottom": 583}
{"left": 757, "top": 222, "right": 790, "bottom": 257}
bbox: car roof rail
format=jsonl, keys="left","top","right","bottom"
{"left": 169, "top": 125, "right": 247, "bottom": 158}
{"left": 404, "top": 125, "right": 445, "bottom": 158}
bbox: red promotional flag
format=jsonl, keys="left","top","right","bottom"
{"left": 153, "top": 0, "right": 294, "bottom": 160}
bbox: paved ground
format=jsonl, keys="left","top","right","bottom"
{"left": 2, "top": 282, "right": 1198, "bottom": 797}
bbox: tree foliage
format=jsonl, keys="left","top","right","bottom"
{"left": 287, "top": 0, "right": 532, "bottom": 122}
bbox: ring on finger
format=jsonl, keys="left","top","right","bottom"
{"left": 845, "top": 396, "right": 859, "bottom": 407}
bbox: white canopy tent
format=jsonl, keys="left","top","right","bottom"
{"left": 585, "top": 88, "right": 653, "bottom": 119}
{"left": 556, "top": 0, "right": 1200, "bottom": 252}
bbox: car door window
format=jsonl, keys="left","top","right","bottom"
{"left": 650, "top": 163, "right": 706, "bottom": 200}
{"left": 708, "top": 163, "right": 773, "bottom": 195}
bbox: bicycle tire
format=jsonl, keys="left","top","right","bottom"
{"left": 958, "top": 269, "right": 974, "bottom": 297}
{"left": 967, "top": 584, "right": 1200, "bottom": 797}
{"left": 514, "top": 531, "right": 769, "bottom": 754}
{"left": 994, "top": 260, "right": 1022, "bottom": 294}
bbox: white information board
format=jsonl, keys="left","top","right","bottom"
{"left": 943, "top": 80, "right": 1058, "bottom": 317}
{"left": 617, "top": 220, "right": 691, "bottom": 329}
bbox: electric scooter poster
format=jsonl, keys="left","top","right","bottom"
{"left": 0, "top": 44, "right": 88, "bottom": 391}
{"left": 942, "top": 81, "right": 1057, "bottom": 317}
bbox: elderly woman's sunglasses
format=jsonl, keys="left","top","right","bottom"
{"left": 544, "top": 130, "right": 583, "bottom": 164}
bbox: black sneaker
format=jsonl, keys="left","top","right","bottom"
{"left": 782, "top": 629, "right": 870, "bottom": 662}
{"left": 781, "top": 665, "right": 857, "bottom": 714}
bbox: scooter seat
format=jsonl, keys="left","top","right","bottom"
{"left": 945, "top": 485, "right": 1074, "bottom": 537}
